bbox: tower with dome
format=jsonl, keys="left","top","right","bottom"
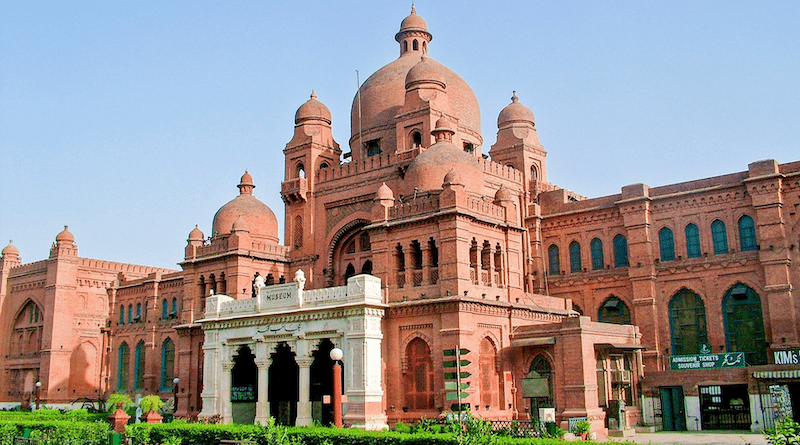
{"left": 1, "top": 6, "right": 798, "bottom": 435}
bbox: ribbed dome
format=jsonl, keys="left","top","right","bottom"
{"left": 397, "top": 6, "right": 428, "bottom": 35}
{"left": 351, "top": 47, "right": 480, "bottom": 148}
{"left": 188, "top": 225, "right": 204, "bottom": 241}
{"left": 212, "top": 173, "right": 279, "bottom": 243}
{"left": 494, "top": 184, "right": 514, "bottom": 202}
{"left": 405, "top": 141, "right": 483, "bottom": 193}
{"left": 56, "top": 226, "right": 74, "bottom": 244}
{"left": 2, "top": 240, "right": 19, "bottom": 257}
{"left": 497, "top": 91, "right": 535, "bottom": 128}
{"left": 295, "top": 91, "right": 332, "bottom": 125}
{"left": 405, "top": 56, "right": 446, "bottom": 89}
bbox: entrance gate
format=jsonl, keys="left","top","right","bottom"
{"left": 659, "top": 386, "right": 686, "bottom": 431}
{"left": 699, "top": 385, "right": 751, "bottom": 430}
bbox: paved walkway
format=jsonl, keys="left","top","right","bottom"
{"left": 602, "top": 431, "right": 768, "bottom": 445}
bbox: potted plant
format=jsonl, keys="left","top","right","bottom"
{"left": 106, "top": 393, "right": 134, "bottom": 433}
{"left": 139, "top": 395, "right": 164, "bottom": 423}
{"left": 573, "top": 419, "right": 591, "bottom": 440}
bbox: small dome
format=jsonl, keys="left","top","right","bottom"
{"left": 433, "top": 115, "right": 456, "bottom": 135}
{"left": 494, "top": 184, "right": 515, "bottom": 202}
{"left": 212, "top": 174, "right": 279, "bottom": 243}
{"left": 397, "top": 6, "right": 429, "bottom": 36}
{"left": 405, "top": 141, "right": 483, "bottom": 193}
{"left": 497, "top": 91, "right": 535, "bottom": 128}
{"left": 375, "top": 182, "right": 394, "bottom": 200}
{"left": 56, "top": 226, "right": 74, "bottom": 244}
{"left": 231, "top": 215, "right": 249, "bottom": 232}
{"left": 295, "top": 91, "right": 332, "bottom": 125}
{"left": 443, "top": 168, "right": 462, "bottom": 186}
{"left": 188, "top": 225, "right": 204, "bottom": 241}
{"left": 2, "top": 240, "right": 19, "bottom": 257}
{"left": 405, "top": 56, "right": 446, "bottom": 89}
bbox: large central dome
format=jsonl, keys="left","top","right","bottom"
{"left": 349, "top": 7, "right": 481, "bottom": 151}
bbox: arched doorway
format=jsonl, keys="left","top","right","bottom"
{"left": 310, "top": 339, "right": 341, "bottom": 425}
{"left": 722, "top": 283, "right": 767, "bottom": 365}
{"left": 525, "top": 355, "right": 554, "bottom": 421}
{"left": 231, "top": 346, "right": 257, "bottom": 424}
{"left": 269, "top": 342, "right": 299, "bottom": 425}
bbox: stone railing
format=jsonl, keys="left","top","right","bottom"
{"left": 203, "top": 271, "right": 383, "bottom": 319}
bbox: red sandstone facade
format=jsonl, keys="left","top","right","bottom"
{"left": 1, "top": 7, "right": 798, "bottom": 434}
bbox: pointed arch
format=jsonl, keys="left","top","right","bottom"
{"left": 134, "top": 340, "right": 145, "bottom": 391}
{"left": 613, "top": 234, "right": 629, "bottom": 267}
{"left": 668, "top": 289, "right": 708, "bottom": 355}
{"left": 404, "top": 337, "right": 433, "bottom": 410}
{"left": 598, "top": 296, "right": 631, "bottom": 325}
{"left": 711, "top": 219, "right": 728, "bottom": 254}
{"left": 685, "top": 223, "right": 701, "bottom": 258}
{"left": 480, "top": 336, "right": 502, "bottom": 409}
{"left": 569, "top": 241, "right": 582, "bottom": 273}
{"left": 117, "top": 342, "right": 130, "bottom": 392}
{"left": 590, "top": 238, "right": 604, "bottom": 270}
{"left": 161, "top": 337, "right": 175, "bottom": 391}
{"left": 659, "top": 227, "right": 675, "bottom": 261}
{"left": 548, "top": 244, "right": 560, "bottom": 275}
{"left": 722, "top": 283, "right": 767, "bottom": 365}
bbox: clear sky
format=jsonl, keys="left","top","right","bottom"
{"left": 1, "top": 1, "right": 798, "bottom": 269}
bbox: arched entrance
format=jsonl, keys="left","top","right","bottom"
{"left": 231, "top": 346, "right": 257, "bottom": 424}
{"left": 269, "top": 342, "right": 299, "bottom": 425}
{"left": 525, "top": 355, "right": 554, "bottom": 421}
{"left": 310, "top": 339, "right": 340, "bottom": 425}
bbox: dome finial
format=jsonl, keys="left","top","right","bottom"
{"left": 238, "top": 171, "right": 255, "bottom": 195}
{"left": 310, "top": 90, "right": 317, "bottom": 100}
{"left": 511, "top": 91, "right": 519, "bottom": 103}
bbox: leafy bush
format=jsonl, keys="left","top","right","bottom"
{"left": 139, "top": 395, "right": 164, "bottom": 414}
{"left": 105, "top": 393, "right": 134, "bottom": 412}
{"left": 0, "top": 420, "right": 110, "bottom": 445}
{"left": 0, "top": 409, "right": 106, "bottom": 423}
{"left": 766, "top": 417, "right": 800, "bottom": 445}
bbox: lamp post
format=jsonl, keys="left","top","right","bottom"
{"left": 173, "top": 377, "right": 180, "bottom": 416}
{"left": 329, "top": 347, "right": 343, "bottom": 428}
{"left": 34, "top": 381, "right": 41, "bottom": 410}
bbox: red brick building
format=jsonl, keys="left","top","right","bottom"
{"left": 1, "top": 7, "right": 798, "bottom": 434}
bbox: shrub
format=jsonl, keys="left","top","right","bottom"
{"left": 139, "top": 395, "right": 164, "bottom": 414}
{"left": 0, "top": 420, "right": 110, "bottom": 445}
{"left": 766, "top": 417, "right": 800, "bottom": 445}
{"left": 105, "top": 393, "right": 134, "bottom": 412}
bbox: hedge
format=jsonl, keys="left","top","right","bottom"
{"left": 0, "top": 409, "right": 108, "bottom": 423}
{"left": 126, "top": 423, "right": 575, "bottom": 445}
{"left": 0, "top": 419, "right": 111, "bottom": 445}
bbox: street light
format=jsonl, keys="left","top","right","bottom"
{"left": 34, "top": 381, "right": 41, "bottom": 410}
{"left": 173, "top": 377, "right": 180, "bottom": 416}
{"left": 329, "top": 347, "right": 343, "bottom": 428}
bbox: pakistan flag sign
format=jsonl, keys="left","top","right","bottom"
{"left": 669, "top": 352, "right": 746, "bottom": 370}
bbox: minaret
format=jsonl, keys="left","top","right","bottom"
{"left": 395, "top": 6, "right": 432, "bottom": 57}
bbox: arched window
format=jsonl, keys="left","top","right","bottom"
{"left": 297, "top": 163, "right": 306, "bottom": 178}
{"left": 127, "top": 304, "right": 133, "bottom": 324}
{"left": 598, "top": 296, "right": 631, "bottom": 325}
{"left": 344, "top": 263, "right": 355, "bottom": 282}
{"left": 117, "top": 342, "right": 129, "bottom": 392}
{"left": 171, "top": 298, "right": 177, "bottom": 317}
{"left": 404, "top": 41, "right": 408, "bottom": 52}
{"left": 161, "top": 299, "right": 168, "bottom": 320}
{"left": 134, "top": 341, "right": 145, "bottom": 391}
{"left": 404, "top": 338, "right": 434, "bottom": 410}
{"left": 480, "top": 337, "right": 501, "bottom": 409}
{"left": 669, "top": 289, "right": 708, "bottom": 355}
{"left": 119, "top": 305, "right": 125, "bottom": 325}
{"left": 411, "top": 131, "right": 421, "bottom": 148}
{"left": 361, "top": 260, "right": 373, "bottom": 275}
{"left": 548, "top": 244, "right": 560, "bottom": 275}
{"left": 659, "top": 227, "right": 675, "bottom": 261}
{"left": 527, "top": 355, "right": 553, "bottom": 408}
{"left": 293, "top": 215, "right": 303, "bottom": 248}
{"left": 590, "top": 238, "right": 604, "bottom": 270}
{"left": 711, "top": 220, "right": 728, "bottom": 254}
{"left": 366, "top": 140, "right": 381, "bottom": 156}
{"left": 412, "top": 39, "right": 418, "bottom": 51}
{"left": 135, "top": 303, "right": 142, "bottom": 322}
{"left": 161, "top": 338, "right": 175, "bottom": 391}
{"left": 531, "top": 165, "right": 539, "bottom": 182}
{"left": 685, "top": 223, "right": 701, "bottom": 258}
{"left": 738, "top": 215, "right": 757, "bottom": 251}
{"left": 723, "top": 283, "right": 767, "bottom": 365}
{"left": 463, "top": 142, "right": 475, "bottom": 154}
{"left": 613, "top": 235, "right": 629, "bottom": 267}
{"left": 569, "top": 241, "right": 582, "bottom": 273}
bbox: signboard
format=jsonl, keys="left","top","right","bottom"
{"left": 669, "top": 352, "right": 745, "bottom": 370}
{"left": 521, "top": 377, "right": 549, "bottom": 398}
{"left": 774, "top": 349, "right": 800, "bottom": 366}
{"left": 231, "top": 385, "right": 255, "bottom": 402}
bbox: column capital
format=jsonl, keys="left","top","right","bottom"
{"left": 297, "top": 358, "right": 314, "bottom": 368}
{"left": 222, "top": 362, "right": 234, "bottom": 371}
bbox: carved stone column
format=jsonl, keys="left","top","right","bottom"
{"left": 296, "top": 358, "right": 314, "bottom": 426}
{"left": 221, "top": 361, "right": 234, "bottom": 423}
{"left": 255, "top": 358, "right": 270, "bottom": 424}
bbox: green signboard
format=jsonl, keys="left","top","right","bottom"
{"left": 231, "top": 385, "right": 255, "bottom": 402}
{"left": 669, "top": 352, "right": 745, "bottom": 370}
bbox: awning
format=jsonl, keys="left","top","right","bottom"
{"left": 753, "top": 370, "right": 800, "bottom": 379}
{"left": 511, "top": 337, "right": 556, "bottom": 347}
{"left": 595, "top": 342, "right": 647, "bottom": 350}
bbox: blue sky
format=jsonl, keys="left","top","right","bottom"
{"left": 1, "top": 1, "right": 798, "bottom": 269}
